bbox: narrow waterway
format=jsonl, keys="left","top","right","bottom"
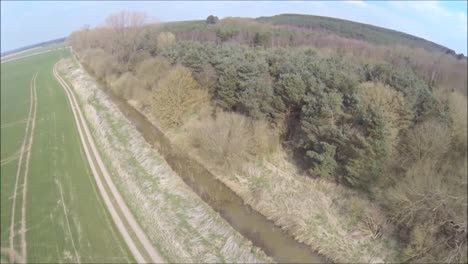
{"left": 102, "top": 87, "right": 328, "bottom": 263}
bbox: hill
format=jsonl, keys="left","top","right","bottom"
{"left": 256, "top": 14, "right": 464, "bottom": 57}
{"left": 1, "top": 37, "right": 65, "bottom": 58}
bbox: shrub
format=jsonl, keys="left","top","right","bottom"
{"left": 127, "top": 50, "right": 151, "bottom": 72}
{"left": 363, "top": 63, "right": 434, "bottom": 120}
{"left": 150, "top": 65, "right": 208, "bottom": 128}
{"left": 448, "top": 92, "right": 467, "bottom": 153}
{"left": 134, "top": 56, "right": 172, "bottom": 90}
{"left": 275, "top": 73, "right": 307, "bottom": 107}
{"left": 357, "top": 82, "right": 411, "bottom": 152}
{"left": 187, "top": 111, "right": 278, "bottom": 171}
{"left": 110, "top": 72, "right": 141, "bottom": 100}
{"left": 157, "top": 32, "right": 176, "bottom": 51}
{"left": 386, "top": 158, "right": 467, "bottom": 263}
{"left": 194, "top": 64, "right": 217, "bottom": 94}
{"left": 398, "top": 120, "right": 451, "bottom": 167}
{"left": 253, "top": 32, "right": 272, "bottom": 47}
{"left": 82, "top": 48, "right": 121, "bottom": 81}
{"left": 206, "top": 15, "right": 219, "bottom": 25}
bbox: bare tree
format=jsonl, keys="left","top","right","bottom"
{"left": 105, "top": 11, "right": 148, "bottom": 66}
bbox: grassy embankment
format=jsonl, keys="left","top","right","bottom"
{"left": 57, "top": 57, "right": 272, "bottom": 263}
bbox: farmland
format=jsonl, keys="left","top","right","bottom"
{"left": 1, "top": 46, "right": 272, "bottom": 263}
{"left": 0, "top": 49, "right": 132, "bottom": 263}
{"left": 0, "top": 44, "right": 66, "bottom": 64}
{"left": 1, "top": 3, "right": 466, "bottom": 263}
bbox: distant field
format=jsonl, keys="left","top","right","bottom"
{"left": 1, "top": 43, "right": 66, "bottom": 63}
{"left": 0, "top": 49, "right": 131, "bottom": 262}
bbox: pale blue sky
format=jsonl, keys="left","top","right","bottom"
{"left": 1, "top": 1, "right": 467, "bottom": 54}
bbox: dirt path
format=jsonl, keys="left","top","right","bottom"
{"left": 53, "top": 63, "right": 164, "bottom": 263}
{"left": 8, "top": 72, "right": 37, "bottom": 263}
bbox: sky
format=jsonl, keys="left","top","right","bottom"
{"left": 1, "top": 1, "right": 467, "bottom": 54}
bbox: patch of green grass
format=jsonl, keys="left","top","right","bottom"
{"left": 1, "top": 50, "right": 132, "bottom": 262}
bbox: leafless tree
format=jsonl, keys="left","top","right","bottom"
{"left": 105, "top": 11, "right": 148, "bottom": 66}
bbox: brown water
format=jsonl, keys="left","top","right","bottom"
{"left": 105, "top": 89, "right": 328, "bottom": 263}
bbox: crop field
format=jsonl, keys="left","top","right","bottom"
{"left": 1, "top": 49, "right": 131, "bottom": 263}
{"left": 1, "top": 43, "right": 66, "bottom": 63}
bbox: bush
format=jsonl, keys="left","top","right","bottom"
{"left": 134, "top": 56, "right": 172, "bottom": 90}
{"left": 150, "top": 65, "right": 208, "bottom": 128}
{"left": 194, "top": 64, "right": 217, "bottom": 94}
{"left": 157, "top": 32, "right": 176, "bottom": 51}
{"left": 386, "top": 158, "right": 467, "bottom": 263}
{"left": 253, "top": 32, "right": 272, "bottom": 47}
{"left": 448, "top": 92, "right": 467, "bottom": 153}
{"left": 187, "top": 111, "right": 278, "bottom": 171}
{"left": 398, "top": 120, "right": 451, "bottom": 167}
{"left": 383, "top": 116, "right": 467, "bottom": 263}
{"left": 206, "top": 15, "right": 219, "bottom": 25}
{"left": 161, "top": 41, "right": 213, "bottom": 73}
{"left": 110, "top": 72, "right": 141, "bottom": 100}
{"left": 357, "top": 82, "right": 411, "bottom": 152}
{"left": 127, "top": 50, "right": 151, "bottom": 72}
{"left": 82, "top": 48, "right": 121, "bottom": 81}
{"left": 363, "top": 63, "right": 434, "bottom": 120}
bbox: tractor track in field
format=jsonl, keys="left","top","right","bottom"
{"left": 53, "top": 63, "right": 164, "bottom": 264}
{"left": 1, "top": 247, "right": 24, "bottom": 263}
{"left": 56, "top": 179, "right": 81, "bottom": 263}
{"left": 1, "top": 151, "right": 20, "bottom": 167}
{"left": 1, "top": 119, "right": 28, "bottom": 129}
{"left": 20, "top": 70, "right": 38, "bottom": 262}
{"left": 8, "top": 72, "right": 37, "bottom": 263}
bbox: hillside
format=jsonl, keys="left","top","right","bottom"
{"left": 1, "top": 37, "right": 65, "bottom": 58}
{"left": 256, "top": 14, "right": 464, "bottom": 57}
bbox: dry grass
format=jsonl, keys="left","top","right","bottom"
{"left": 141, "top": 106, "right": 401, "bottom": 262}
{"left": 177, "top": 111, "right": 279, "bottom": 172}
{"left": 171, "top": 142, "right": 401, "bottom": 263}
{"left": 448, "top": 92, "right": 468, "bottom": 153}
{"left": 132, "top": 83, "right": 402, "bottom": 263}
{"left": 59, "top": 58, "right": 272, "bottom": 263}
{"left": 234, "top": 152, "right": 399, "bottom": 263}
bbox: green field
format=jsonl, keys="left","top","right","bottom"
{"left": 1, "top": 49, "right": 131, "bottom": 262}
{"left": 1, "top": 43, "right": 66, "bottom": 62}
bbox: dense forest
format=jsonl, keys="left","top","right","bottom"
{"left": 257, "top": 14, "right": 465, "bottom": 57}
{"left": 68, "top": 12, "right": 467, "bottom": 263}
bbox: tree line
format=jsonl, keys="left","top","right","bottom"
{"left": 68, "top": 11, "right": 467, "bottom": 263}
